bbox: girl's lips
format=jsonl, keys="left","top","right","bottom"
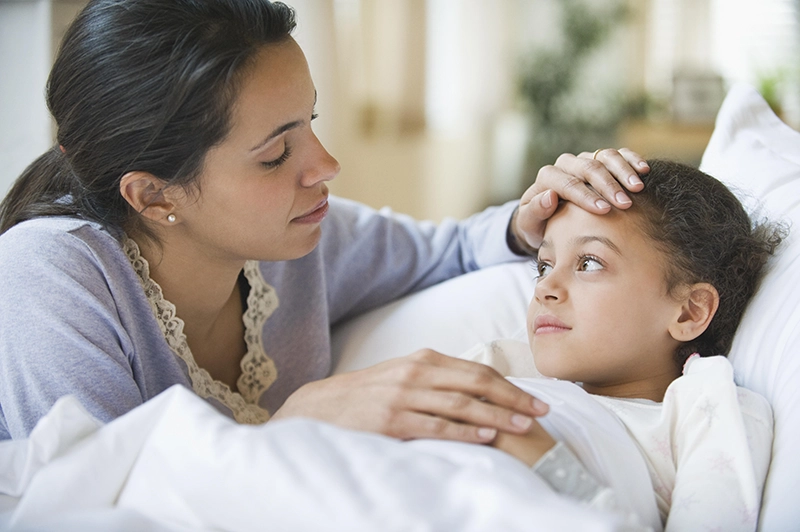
{"left": 293, "top": 198, "right": 329, "bottom": 224}
{"left": 533, "top": 315, "right": 571, "bottom": 335}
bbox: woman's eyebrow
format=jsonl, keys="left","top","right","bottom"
{"left": 250, "top": 121, "right": 303, "bottom": 152}
{"left": 250, "top": 91, "right": 318, "bottom": 153}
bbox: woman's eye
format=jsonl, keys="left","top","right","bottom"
{"left": 578, "top": 256, "right": 603, "bottom": 272}
{"left": 262, "top": 145, "right": 293, "bottom": 169}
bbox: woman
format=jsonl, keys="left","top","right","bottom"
{"left": 0, "top": 0, "right": 646, "bottom": 441}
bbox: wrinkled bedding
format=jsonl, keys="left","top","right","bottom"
{"left": 0, "top": 382, "right": 659, "bottom": 532}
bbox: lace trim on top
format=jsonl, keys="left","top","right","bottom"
{"left": 124, "top": 237, "right": 278, "bottom": 424}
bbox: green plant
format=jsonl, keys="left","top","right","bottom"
{"left": 517, "top": 0, "right": 628, "bottom": 183}
{"left": 757, "top": 72, "right": 785, "bottom": 117}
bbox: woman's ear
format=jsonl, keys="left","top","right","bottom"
{"left": 668, "top": 283, "right": 720, "bottom": 342}
{"left": 119, "top": 171, "right": 177, "bottom": 225}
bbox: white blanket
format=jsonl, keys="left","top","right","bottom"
{"left": 0, "top": 382, "right": 660, "bottom": 532}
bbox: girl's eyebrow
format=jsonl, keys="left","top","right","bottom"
{"left": 538, "top": 235, "right": 623, "bottom": 258}
{"left": 572, "top": 235, "right": 623, "bottom": 256}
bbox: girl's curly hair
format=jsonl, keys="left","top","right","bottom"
{"left": 632, "top": 159, "right": 786, "bottom": 368}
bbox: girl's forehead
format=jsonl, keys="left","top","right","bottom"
{"left": 544, "top": 202, "right": 642, "bottom": 244}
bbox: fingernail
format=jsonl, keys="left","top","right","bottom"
{"left": 478, "top": 427, "right": 498, "bottom": 440}
{"left": 532, "top": 397, "right": 549, "bottom": 414}
{"left": 615, "top": 192, "right": 631, "bottom": 205}
{"left": 628, "top": 175, "right": 643, "bottom": 186}
{"left": 595, "top": 199, "right": 611, "bottom": 210}
{"left": 638, "top": 161, "right": 649, "bottom": 169}
{"left": 512, "top": 414, "right": 533, "bottom": 430}
{"left": 541, "top": 190, "right": 553, "bottom": 209}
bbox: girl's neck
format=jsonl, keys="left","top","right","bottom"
{"left": 582, "top": 369, "right": 678, "bottom": 403}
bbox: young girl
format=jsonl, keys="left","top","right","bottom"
{"left": 464, "top": 159, "right": 784, "bottom": 531}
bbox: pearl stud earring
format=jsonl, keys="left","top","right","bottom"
{"left": 167, "top": 214, "right": 176, "bottom": 223}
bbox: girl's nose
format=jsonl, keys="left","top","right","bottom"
{"left": 534, "top": 270, "right": 565, "bottom": 303}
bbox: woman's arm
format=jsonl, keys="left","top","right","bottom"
{"left": 0, "top": 222, "right": 146, "bottom": 438}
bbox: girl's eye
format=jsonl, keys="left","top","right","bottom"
{"left": 535, "top": 261, "right": 553, "bottom": 279}
{"left": 578, "top": 256, "right": 603, "bottom": 272}
{"left": 262, "top": 145, "right": 293, "bottom": 169}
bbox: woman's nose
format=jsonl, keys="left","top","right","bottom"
{"left": 300, "top": 133, "right": 340, "bottom": 187}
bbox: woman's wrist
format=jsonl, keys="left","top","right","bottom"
{"left": 506, "top": 206, "right": 538, "bottom": 257}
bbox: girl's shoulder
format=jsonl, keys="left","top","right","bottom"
{"left": 670, "top": 355, "right": 772, "bottom": 424}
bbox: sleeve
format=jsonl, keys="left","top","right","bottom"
{"left": 665, "top": 356, "right": 772, "bottom": 532}
{"left": 0, "top": 225, "right": 145, "bottom": 439}
{"left": 533, "top": 441, "right": 651, "bottom": 529}
{"left": 533, "top": 441, "right": 608, "bottom": 504}
{"left": 320, "top": 196, "right": 524, "bottom": 323}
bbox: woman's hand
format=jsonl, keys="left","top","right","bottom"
{"left": 271, "top": 349, "right": 549, "bottom": 443}
{"left": 492, "top": 419, "right": 557, "bottom": 467}
{"left": 511, "top": 148, "right": 649, "bottom": 253}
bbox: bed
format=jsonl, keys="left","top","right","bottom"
{"left": 1, "top": 83, "right": 798, "bottom": 531}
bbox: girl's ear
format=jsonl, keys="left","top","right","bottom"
{"left": 119, "top": 171, "right": 178, "bottom": 225}
{"left": 668, "top": 283, "right": 720, "bottom": 342}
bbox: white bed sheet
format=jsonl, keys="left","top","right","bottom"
{"left": 0, "top": 382, "right": 659, "bottom": 532}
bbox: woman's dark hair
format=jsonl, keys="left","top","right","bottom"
{"left": 633, "top": 159, "right": 786, "bottom": 367}
{"left": 0, "top": 0, "right": 296, "bottom": 238}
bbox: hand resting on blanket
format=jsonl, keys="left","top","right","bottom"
{"left": 272, "top": 349, "right": 550, "bottom": 442}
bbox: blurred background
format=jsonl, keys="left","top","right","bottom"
{"left": 2, "top": 0, "right": 799, "bottom": 220}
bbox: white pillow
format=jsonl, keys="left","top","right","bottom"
{"left": 699, "top": 83, "right": 800, "bottom": 532}
{"left": 331, "top": 261, "right": 534, "bottom": 373}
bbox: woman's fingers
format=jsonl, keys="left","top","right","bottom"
{"left": 511, "top": 147, "right": 649, "bottom": 253}
{"left": 397, "top": 388, "right": 538, "bottom": 439}
{"left": 536, "top": 162, "right": 616, "bottom": 212}
{"left": 618, "top": 147, "right": 650, "bottom": 175}
{"left": 531, "top": 148, "right": 646, "bottom": 215}
{"left": 273, "top": 349, "right": 550, "bottom": 444}
{"left": 402, "top": 350, "right": 548, "bottom": 417}
{"left": 382, "top": 410, "right": 500, "bottom": 443}
{"left": 577, "top": 148, "right": 647, "bottom": 191}
{"left": 545, "top": 154, "right": 628, "bottom": 212}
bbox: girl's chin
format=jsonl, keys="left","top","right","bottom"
{"left": 531, "top": 351, "right": 570, "bottom": 380}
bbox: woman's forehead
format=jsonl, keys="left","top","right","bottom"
{"left": 222, "top": 39, "right": 315, "bottom": 148}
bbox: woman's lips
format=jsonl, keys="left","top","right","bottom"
{"left": 533, "top": 315, "right": 571, "bottom": 335}
{"left": 293, "top": 198, "right": 329, "bottom": 224}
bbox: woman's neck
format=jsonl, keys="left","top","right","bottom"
{"left": 133, "top": 234, "right": 246, "bottom": 337}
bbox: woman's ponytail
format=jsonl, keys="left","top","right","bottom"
{"left": 0, "top": 146, "right": 79, "bottom": 234}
